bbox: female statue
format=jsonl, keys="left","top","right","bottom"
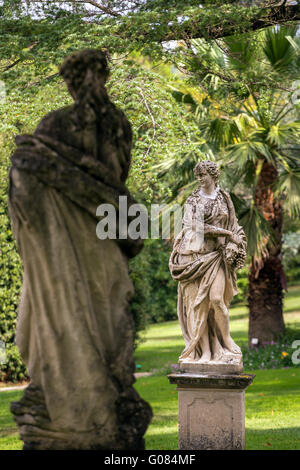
{"left": 169, "top": 161, "right": 247, "bottom": 365}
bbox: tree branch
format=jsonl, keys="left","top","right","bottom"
{"left": 162, "top": 3, "right": 300, "bottom": 41}
{"left": 2, "top": 59, "right": 21, "bottom": 72}
{"left": 26, "top": 0, "right": 120, "bottom": 17}
{"left": 138, "top": 87, "right": 156, "bottom": 162}
{"left": 81, "top": 0, "right": 120, "bottom": 16}
{"left": 27, "top": 73, "right": 60, "bottom": 88}
{"left": 5, "top": 2, "right": 300, "bottom": 44}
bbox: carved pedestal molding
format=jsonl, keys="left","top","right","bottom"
{"left": 168, "top": 371, "right": 255, "bottom": 450}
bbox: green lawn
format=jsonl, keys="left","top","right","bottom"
{"left": 0, "top": 286, "right": 299, "bottom": 450}
{"left": 133, "top": 285, "right": 300, "bottom": 450}
{"left": 135, "top": 369, "right": 300, "bottom": 450}
{"left": 0, "top": 390, "right": 23, "bottom": 450}
{"left": 134, "top": 285, "right": 300, "bottom": 373}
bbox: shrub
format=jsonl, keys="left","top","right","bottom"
{"left": 0, "top": 136, "right": 25, "bottom": 383}
{"left": 129, "top": 238, "right": 177, "bottom": 346}
{"left": 0, "top": 344, "right": 28, "bottom": 383}
{"left": 232, "top": 265, "right": 249, "bottom": 305}
{"left": 242, "top": 327, "right": 300, "bottom": 370}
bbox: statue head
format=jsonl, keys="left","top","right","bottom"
{"left": 193, "top": 160, "right": 219, "bottom": 188}
{"left": 59, "top": 49, "right": 110, "bottom": 99}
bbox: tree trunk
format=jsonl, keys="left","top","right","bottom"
{"left": 248, "top": 160, "right": 286, "bottom": 346}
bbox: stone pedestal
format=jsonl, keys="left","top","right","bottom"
{"left": 168, "top": 371, "right": 255, "bottom": 450}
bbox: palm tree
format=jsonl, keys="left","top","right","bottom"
{"left": 157, "top": 26, "right": 300, "bottom": 345}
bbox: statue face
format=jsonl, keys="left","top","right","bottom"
{"left": 196, "top": 169, "right": 215, "bottom": 189}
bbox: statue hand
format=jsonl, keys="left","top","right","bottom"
{"left": 229, "top": 233, "right": 242, "bottom": 245}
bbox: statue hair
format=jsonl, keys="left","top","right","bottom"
{"left": 193, "top": 160, "right": 219, "bottom": 184}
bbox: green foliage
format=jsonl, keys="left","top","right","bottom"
{"left": 107, "top": 59, "right": 202, "bottom": 203}
{"left": 232, "top": 265, "right": 249, "bottom": 305}
{"left": 0, "top": 158, "right": 22, "bottom": 348}
{"left": 0, "top": 1, "right": 298, "bottom": 96}
{"left": 0, "top": 53, "right": 201, "bottom": 379}
{"left": 130, "top": 239, "right": 178, "bottom": 347}
{"left": 156, "top": 26, "right": 300, "bottom": 259}
{"left": 0, "top": 84, "right": 71, "bottom": 382}
{"left": 0, "top": 344, "right": 28, "bottom": 383}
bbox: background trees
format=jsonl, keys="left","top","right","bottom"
{"left": 0, "top": 50, "right": 202, "bottom": 379}
{"left": 2, "top": 1, "right": 300, "bottom": 92}
{"left": 155, "top": 26, "right": 300, "bottom": 344}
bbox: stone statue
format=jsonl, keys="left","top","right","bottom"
{"left": 9, "top": 49, "right": 152, "bottom": 450}
{"left": 169, "top": 161, "right": 247, "bottom": 372}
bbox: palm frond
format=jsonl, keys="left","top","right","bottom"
{"left": 191, "top": 38, "right": 227, "bottom": 71}
{"left": 267, "top": 121, "right": 300, "bottom": 147}
{"left": 170, "top": 89, "right": 198, "bottom": 108}
{"left": 223, "top": 35, "right": 257, "bottom": 72}
{"left": 263, "top": 26, "right": 298, "bottom": 73}
{"left": 226, "top": 138, "right": 275, "bottom": 170}
{"left": 199, "top": 117, "right": 241, "bottom": 148}
{"left": 233, "top": 113, "right": 257, "bottom": 134}
{"left": 229, "top": 192, "right": 249, "bottom": 217}
{"left": 276, "top": 168, "right": 300, "bottom": 217}
{"left": 239, "top": 204, "right": 274, "bottom": 257}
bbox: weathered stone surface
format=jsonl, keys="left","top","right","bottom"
{"left": 168, "top": 373, "right": 255, "bottom": 450}
{"left": 9, "top": 49, "right": 152, "bottom": 450}
{"left": 179, "top": 358, "right": 243, "bottom": 375}
{"left": 168, "top": 161, "right": 254, "bottom": 450}
{"left": 168, "top": 372, "right": 255, "bottom": 390}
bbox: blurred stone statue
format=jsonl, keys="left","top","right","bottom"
{"left": 169, "top": 161, "right": 247, "bottom": 371}
{"left": 9, "top": 49, "right": 152, "bottom": 450}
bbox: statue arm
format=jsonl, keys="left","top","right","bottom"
{"left": 204, "top": 223, "right": 232, "bottom": 238}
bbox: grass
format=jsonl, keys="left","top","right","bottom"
{"left": 134, "top": 285, "right": 300, "bottom": 374}
{"left": 135, "top": 369, "right": 300, "bottom": 450}
{"left": 0, "top": 391, "right": 23, "bottom": 450}
{"left": 133, "top": 284, "right": 300, "bottom": 450}
{"left": 0, "top": 286, "right": 299, "bottom": 450}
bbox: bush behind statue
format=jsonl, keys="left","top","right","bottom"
{"left": 0, "top": 135, "right": 26, "bottom": 382}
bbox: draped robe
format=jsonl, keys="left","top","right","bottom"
{"left": 9, "top": 68, "right": 151, "bottom": 449}
{"left": 169, "top": 188, "right": 246, "bottom": 361}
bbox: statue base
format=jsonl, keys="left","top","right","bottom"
{"left": 179, "top": 354, "right": 243, "bottom": 375}
{"left": 168, "top": 371, "right": 255, "bottom": 450}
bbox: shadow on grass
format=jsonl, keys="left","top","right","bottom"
{"left": 230, "top": 312, "right": 248, "bottom": 321}
{"left": 231, "top": 329, "right": 249, "bottom": 340}
{"left": 284, "top": 287, "right": 300, "bottom": 297}
{"left": 145, "top": 431, "right": 178, "bottom": 451}
{"left": 135, "top": 344, "right": 184, "bottom": 372}
{"left": 141, "top": 335, "right": 183, "bottom": 342}
{"left": 0, "top": 428, "right": 18, "bottom": 438}
{"left": 282, "top": 307, "right": 300, "bottom": 314}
